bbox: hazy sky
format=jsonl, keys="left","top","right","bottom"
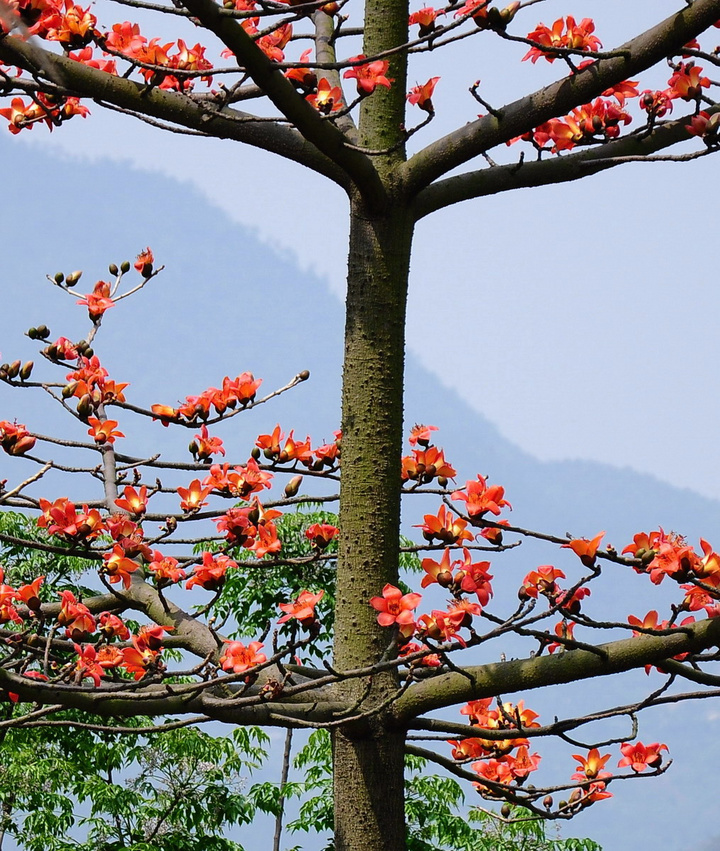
{"left": 16, "top": 0, "right": 720, "bottom": 500}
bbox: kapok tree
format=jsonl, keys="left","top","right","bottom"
{"left": 1, "top": 2, "right": 720, "bottom": 850}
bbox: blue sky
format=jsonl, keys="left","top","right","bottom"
{"left": 16, "top": 0, "right": 720, "bottom": 499}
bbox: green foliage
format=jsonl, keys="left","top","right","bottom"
{"left": 0, "top": 508, "right": 600, "bottom": 851}
{"left": 0, "top": 510, "right": 96, "bottom": 598}
{"left": 0, "top": 712, "right": 271, "bottom": 851}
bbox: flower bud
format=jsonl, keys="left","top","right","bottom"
{"left": 7, "top": 360, "right": 20, "bottom": 379}
{"left": 76, "top": 394, "right": 94, "bottom": 419}
{"left": 65, "top": 270, "right": 83, "bottom": 287}
{"left": 251, "top": 447, "right": 261, "bottom": 460}
{"left": 188, "top": 440, "right": 199, "bottom": 457}
{"left": 284, "top": 475, "right": 303, "bottom": 498}
{"left": 500, "top": 803, "right": 511, "bottom": 818}
{"left": 298, "top": 369, "right": 310, "bottom": 381}
{"left": 19, "top": 361, "right": 33, "bottom": 381}
{"left": 120, "top": 261, "right": 131, "bottom": 274}
{"left": 27, "top": 327, "right": 38, "bottom": 339}
{"left": 36, "top": 325, "right": 50, "bottom": 339}
{"left": 108, "top": 263, "right": 119, "bottom": 276}
{"left": 54, "top": 272, "right": 65, "bottom": 284}
{"left": 543, "top": 795, "right": 553, "bottom": 809}
{"left": 62, "top": 382, "right": 79, "bottom": 399}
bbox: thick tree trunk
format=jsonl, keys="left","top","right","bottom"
{"left": 332, "top": 197, "right": 414, "bottom": 851}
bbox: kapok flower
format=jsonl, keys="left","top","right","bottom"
{"left": 98, "top": 612, "right": 130, "bottom": 641}
{"left": 479, "top": 520, "right": 510, "bottom": 546}
{"left": 305, "top": 523, "right": 339, "bottom": 549}
{"left": 102, "top": 544, "right": 139, "bottom": 589}
{"left": 417, "top": 505, "right": 473, "bottom": 545}
{"left": 185, "top": 552, "right": 236, "bottom": 591}
{"left": 278, "top": 589, "right": 324, "bottom": 627}
{"left": 562, "top": 532, "right": 605, "bottom": 566}
{"left": 76, "top": 281, "right": 114, "bottom": 320}
{"left": 192, "top": 425, "right": 225, "bottom": 461}
{"left": 306, "top": 78, "right": 344, "bottom": 114}
{"left": 571, "top": 748, "right": 611, "bottom": 781}
{"left": 451, "top": 475, "right": 511, "bottom": 518}
{"left": 57, "top": 590, "right": 96, "bottom": 640}
{"left": 74, "top": 644, "right": 110, "bottom": 687}
{"left": 87, "top": 417, "right": 124, "bottom": 445}
{"left": 408, "top": 7, "right": 443, "bottom": 36}
{"left": 15, "top": 576, "right": 44, "bottom": 612}
{"left": 285, "top": 48, "right": 317, "bottom": 93}
{"left": 0, "top": 421, "right": 36, "bottom": 456}
{"left": 668, "top": 63, "right": 710, "bottom": 101}
{"left": 220, "top": 640, "right": 267, "bottom": 675}
{"left": 618, "top": 741, "right": 668, "bottom": 773}
{"left": 407, "top": 77, "right": 439, "bottom": 113}
{"left": 114, "top": 485, "right": 148, "bottom": 517}
{"left": 147, "top": 552, "right": 187, "bottom": 585}
{"left": 177, "top": 479, "right": 212, "bottom": 512}
{"left": 343, "top": 55, "right": 393, "bottom": 96}
{"left": 408, "top": 424, "right": 438, "bottom": 447}
{"left": 369, "top": 584, "right": 421, "bottom": 628}
{"left": 520, "top": 565, "right": 565, "bottom": 600}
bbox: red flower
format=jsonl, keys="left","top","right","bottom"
{"left": 369, "top": 584, "right": 421, "bottom": 628}
{"left": 562, "top": 532, "right": 605, "bottom": 566}
{"left": 87, "top": 417, "right": 124, "bottom": 445}
{"left": 185, "top": 552, "right": 236, "bottom": 591}
{"left": 76, "top": 281, "right": 114, "bottom": 320}
{"left": 305, "top": 523, "right": 339, "bottom": 549}
{"left": 521, "top": 565, "right": 565, "bottom": 600}
{"left": 417, "top": 505, "right": 473, "bottom": 545}
{"left": 177, "top": 479, "right": 212, "bottom": 512}
{"left": 618, "top": 741, "right": 668, "bottom": 773}
{"left": 278, "top": 589, "right": 324, "bottom": 626}
{"left": 451, "top": 475, "right": 511, "bottom": 518}
{"left": 0, "top": 421, "right": 36, "bottom": 456}
{"left": 668, "top": 63, "right": 710, "bottom": 101}
{"left": 192, "top": 425, "right": 225, "bottom": 461}
{"left": 148, "top": 551, "right": 187, "bottom": 585}
{"left": 15, "top": 576, "right": 44, "bottom": 611}
{"left": 408, "top": 7, "right": 443, "bottom": 36}
{"left": 114, "top": 485, "right": 148, "bottom": 517}
{"left": 219, "top": 640, "right": 267, "bottom": 674}
{"left": 98, "top": 612, "right": 130, "bottom": 641}
{"left": 571, "top": 748, "right": 611, "bottom": 781}
{"left": 102, "top": 544, "right": 140, "bottom": 589}
{"left": 343, "top": 55, "right": 393, "bottom": 96}
{"left": 407, "top": 77, "right": 439, "bottom": 113}
{"left": 306, "top": 78, "right": 344, "bottom": 114}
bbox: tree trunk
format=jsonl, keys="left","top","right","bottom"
{"left": 332, "top": 197, "right": 414, "bottom": 851}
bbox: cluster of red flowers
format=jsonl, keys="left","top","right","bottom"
{"left": 523, "top": 15, "right": 601, "bottom": 63}
{"left": 452, "top": 697, "right": 542, "bottom": 794}
{"left": 514, "top": 60, "right": 714, "bottom": 154}
{"left": 215, "top": 500, "right": 283, "bottom": 558}
{"left": 256, "top": 425, "right": 341, "bottom": 471}
{"left": 151, "top": 372, "right": 262, "bottom": 425}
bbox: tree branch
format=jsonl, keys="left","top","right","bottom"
{"left": 402, "top": 0, "right": 720, "bottom": 196}
{"left": 0, "top": 34, "right": 347, "bottom": 186}
{"left": 391, "top": 615, "right": 720, "bottom": 722}
{"left": 413, "top": 107, "right": 720, "bottom": 218}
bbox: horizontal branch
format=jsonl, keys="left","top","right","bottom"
{"left": 0, "top": 34, "right": 347, "bottom": 186}
{"left": 413, "top": 108, "right": 720, "bottom": 218}
{"left": 403, "top": 0, "right": 720, "bottom": 196}
{"left": 391, "top": 615, "right": 720, "bottom": 722}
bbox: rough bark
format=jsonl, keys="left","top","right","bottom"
{"left": 332, "top": 198, "right": 413, "bottom": 851}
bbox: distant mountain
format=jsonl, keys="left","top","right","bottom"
{"left": 1, "top": 135, "right": 717, "bottom": 851}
